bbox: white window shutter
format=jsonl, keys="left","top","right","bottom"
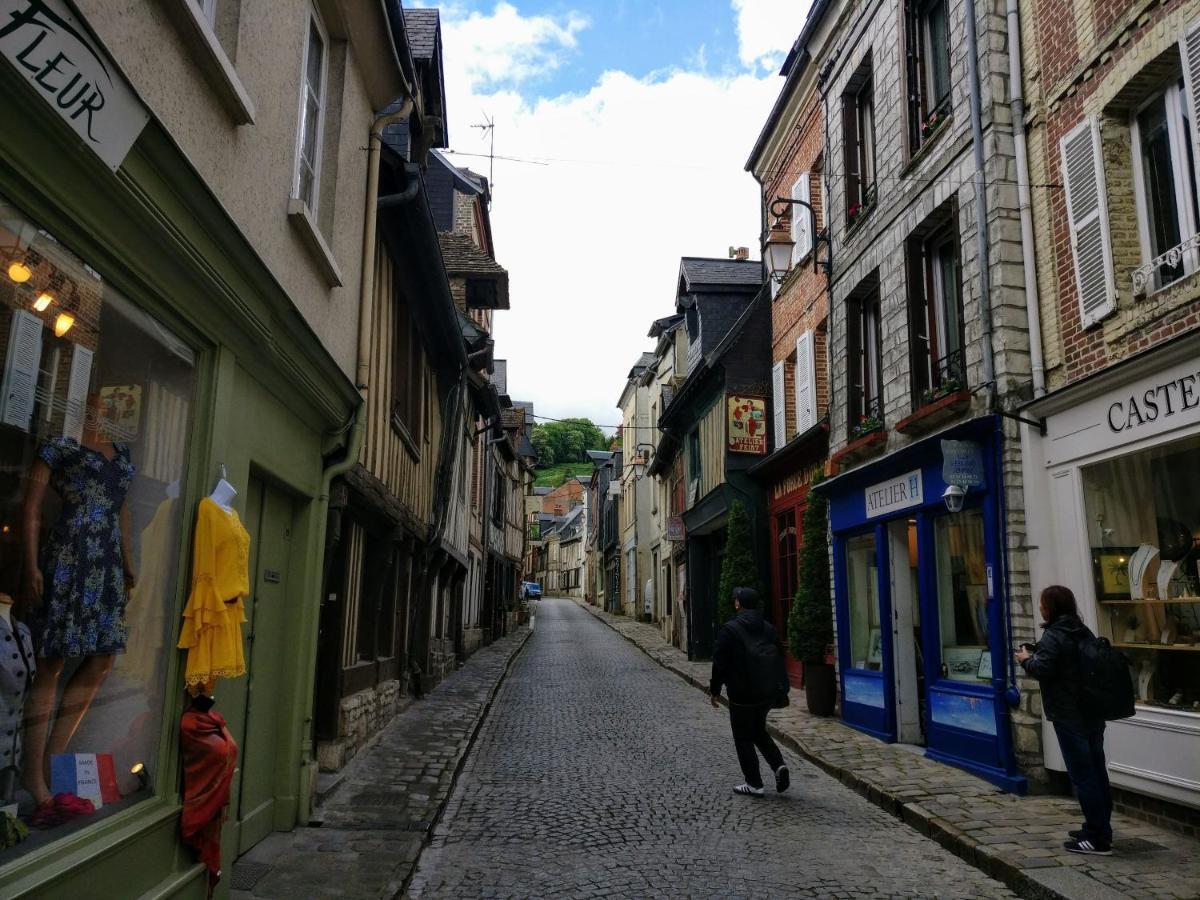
{"left": 0, "top": 310, "right": 44, "bottom": 432}
{"left": 772, "top": 361, "right": 786, "bottom": 450}
{"left": 1180, "top": 20, "right": 1200, "bottom": 201}
{"left": 791, "top": 173, "right": 812, "bottom": 264}
{"left": 1059, "top": 118, "right": 1116, "bottom": 328}
{"left": 62, "top": 345, "right": 93, "bottom": 443}
{"left": 795, "top": 330, "right": 817, "bottom": 434}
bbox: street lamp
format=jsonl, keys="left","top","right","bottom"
{"left": 631, "top": 442, "right": 656, "bottom": 480}
{"left": 765, "top": 196, "right": 831, "bottom": 281}
{"left": 763, "top": 228, "right": 795, "bottom": 285}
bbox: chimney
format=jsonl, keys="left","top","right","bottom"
{"left": 728, "top": 246, "right": 750, "bottom": 260}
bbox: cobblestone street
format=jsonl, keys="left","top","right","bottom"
{"left": 409, "top": 598, "right": 1014, "bottom": 898}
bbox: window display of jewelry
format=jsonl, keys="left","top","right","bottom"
{"left": 1102, "top": 601, "right": 1200, "bottom": 711}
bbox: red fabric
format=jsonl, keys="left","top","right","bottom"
{"left": 180, "top": 707, "right": 238, "bottom": 891}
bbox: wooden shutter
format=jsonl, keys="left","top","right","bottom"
{"left": 843, "top": 94, "right": 860, "bottom": 212}
{"left": 62, "top": 345, "right": 93, "bottom": 443}
{"left": 791, "top": 173, "right": 812, "bottom": 263}
{"left": 0, "top": 310, "right": 43, "bottom": 432}
{"left": 795, "top": 330, "right": 817, "bottom": 434}
{"left": 1180, "top": 20, "right": 1200, "bottom": 202}
{"left": 1059, "top": 118, "right": 1116, "bottom": 328}
{"left": 772, "top": 360, "right": 786, "bottom": 450}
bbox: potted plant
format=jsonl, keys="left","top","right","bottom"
{"left": 920, "top": 376, "right": 963, "bottom": 407}
{"left": 717, "top": 500, "right": 763, "bottom": 626}
{"left": 850, "top": 414, "right": 884, "bottom": 441}
{"left": 921, "top": 109, "right": 946, "bottom": 140}
{"left": 788, "top": 477, "right": 836, "bottom": 716}
{"left": 846, "top": 186, "right": 878, "bottom": 229}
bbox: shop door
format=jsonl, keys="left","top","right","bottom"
{"left": 887, "top": 519, "right": 926, "bottom": 745}
{"left": 223, "top": 477, "right": 297, "bottom": 856}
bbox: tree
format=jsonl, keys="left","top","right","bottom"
{"left": 717, "top": 500, "right": 763, "bottom": 625}
{"left": 788, "top": 477, "right": 833, "bottom": 663}
{"left": 531, "top": 429, "right": 555, "bottom": 466}
{"left": 531, "top": 418, "right": 607, "bottom": 466}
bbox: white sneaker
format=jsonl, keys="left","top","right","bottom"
{"left": 733, "top": 783, "right": 765, "bottom": 797}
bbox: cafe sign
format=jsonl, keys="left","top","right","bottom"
{"left": 0, "top": 0, "right": 150, "bottom": 171}
{"left": 727, "top": 394, "right": 767, "bottom": 455}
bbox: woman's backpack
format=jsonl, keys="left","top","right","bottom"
{"left": 1077, "top": 635, "right": 1135, "bottom": 721}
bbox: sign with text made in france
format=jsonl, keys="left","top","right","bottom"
{"left": 0, "top": 0, "right": 150, "bottom": 171}
{"left": 727, "top": 394, "right": 767, "bottom": 454}
{"left": 941, "top": 439, "right": 985, "bottom": 488}
{"left": 865, "top": 469, "right": 923, "bottom": 519}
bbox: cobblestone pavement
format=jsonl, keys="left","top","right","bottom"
{"left": 575, "top": 600, "right": 1200, "bottom": 900}
{"left": 229, "top": 625, "right": 531, "bottom": 900}
{"left": 408, "top": 598, "right": 1015, "bottom": 899}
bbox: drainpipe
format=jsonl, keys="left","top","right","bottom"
{"left": 964, "top": 0, "right": 997, "bottom": 410}
{"left": 1006, "top": 0, "right": 1046, "bottom": 397}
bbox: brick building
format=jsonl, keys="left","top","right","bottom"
{"left": 542, "top": 476, "right": 585, "bottom": 515}
{"left": 1020, "top": 0, "right": 1200, "bottom": 817}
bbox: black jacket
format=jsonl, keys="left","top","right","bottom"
{"left": 1019, "top": 613, "right": 1093, "bottom": 724}
{"left": 710, "top": 609, "right": 783, "bottom": 705}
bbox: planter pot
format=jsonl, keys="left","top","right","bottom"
{"left": 830, "top": 428, "right": 887, "bottom": 471}
{"left": 894, "top": 389, "right": 971, "bottom": 436}
{"left": 803, "top": 662, "right": 837, "bottom": 717}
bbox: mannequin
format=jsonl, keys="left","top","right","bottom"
{"left": 209, "top": 468, "right": 236, "bottom": 511}
{"left": 20, "top": 394, "right": 137, "bottom": 816}
{"left": 0, "top": 578, "right": 35, "bottom": 816}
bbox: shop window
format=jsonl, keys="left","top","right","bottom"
{"left": 907, "top": 218, "right": 965, "bottom": 406}
{"left": 293, "top": 10, "right": 329, "bottom": 214}
{"left": 846, "top": 283, "right": 883, "bottom": 435}
{"left": 1082, "top": 433, "right": 1200, "bottom": 711}
{"left": 904, "top": 0, "right": 952, "bottom": 153}
{"left": 354, "top": 534, "right": 397, "bottom": 665}
{"left": 775, "top": 509, "right": 798, "bottom": 622}
{"left": 934, "top": 510, "right": 990, "bottom": 681}
{"left": 0, "top": 196, "right": 195, "bottom": 859}
{"left": 1131, "top": 81, "right": 1200, "bottom": 293}
{"left": 846, "top": 532, "right": 882, "bottom": 669}
{"left": 842, "top": 57, "right": 877, "bottom": 224}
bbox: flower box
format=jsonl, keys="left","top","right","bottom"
{"left": 831, "top": 428, "right": 887, "bottom": 471}
{"left": 894, "top": 389, "right": 972, "bottom": 436}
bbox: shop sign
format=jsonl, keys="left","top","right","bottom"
{"left": 771, "top": 460, "right": 824, "bottom": 501}
{"left": 0, "top": 0, "right": 150, "bottom": 171}
{"left": 727, "top": 394, "right": 767, "bottom": 454}
{"left": 941, "top": 439, "right": 985, "bottom": 488}
{"left": 1044, "top": 356, "right": 1200, "bottom": 465}
{"left": 666, "top": 516, "right": 685, "bottom": 542}
{"left": 864, "top": 469, "right": 922, "bottom": 519}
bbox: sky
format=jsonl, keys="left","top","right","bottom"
{"left": 418, "top": 0, "right": 811, "bottom": 431}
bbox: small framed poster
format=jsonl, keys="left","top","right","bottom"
{"left": 867, "top": 628, "right": 883, "bottom": 666}
{"left": 976, "top": 649, "right": 993, "bottom": 680}
{"left": 943, "top": 647, "right": 981, "bottom": 681}
{"left": 1091, "top": 547, "right": 1137, "bottom": 601}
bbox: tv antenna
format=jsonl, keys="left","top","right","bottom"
{"left": 471, "top": 115, "right": 495, "bottom": 206}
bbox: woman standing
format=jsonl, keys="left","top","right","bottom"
{"left": 1016, "top": 585, "right": 1113, "bottom": 855}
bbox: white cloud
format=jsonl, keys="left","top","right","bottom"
{"left": 730, "top": 0, "right": 812, "bottom": 71}
{"left": 435, "top": 5, "right": 786, "bottom": 430}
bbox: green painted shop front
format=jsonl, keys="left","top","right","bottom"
{"left": 0, "top": 57, "right": 357, "bottom": 898}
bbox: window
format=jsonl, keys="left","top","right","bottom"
{"left": 843, "top": 59, "right": 877, "bottom": 223}
{"left": 847, "top": 284, "right": 883, "bottom": 434}
{"left": 905, "top": 0, "right": 952, "bottom": 152}
{"left": 293, "top": 12, "right": 328, "bottom": 213}
{"left": 0, "top": 194, "right": 196, "bottom": 863}
{"left": 934, "top": 510, "right": 989, "bottom": 681}
{"left": 391, "top": 295, "right": 424, "bottom": 446}
{"left": 846, "top": 532, "right": 882, "bottom": 669}
{"left": 775, "top": 509, "right": 798, "bottom": 621}
{"left": 1081, "top": 433, "right": 1200, "bottom": 710}
{"left": 1131, "top": 81, "right": 1200, "bottom": 293}
{"left": 907, "top": 221, "right": 964, "bottom": 405}
{"left": 687, "top": 428, "right": 701, "bottom": 488}
{"left": 194, "top": 0, "right": 216, "bottom": 22}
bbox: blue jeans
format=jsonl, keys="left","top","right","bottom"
{"left": 1053, "top": 720, "right": 1112, "bottom": 845}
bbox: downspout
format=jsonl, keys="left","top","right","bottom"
{"left": 964, "top": 0, "right": 997, "bottom": 410}
{"left": 1007, "top": 0, "right": 1046, "bottom": 397}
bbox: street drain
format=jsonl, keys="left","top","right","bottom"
{"left": 230, "top": 860, "right": 273, "bottom": 890}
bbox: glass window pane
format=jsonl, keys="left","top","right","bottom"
{"left": 1138, "top": 94, "right": 1184, "bottom": 285}
{"left": 934, "top": 509, "right": 989, "bottom": 680}
{"left": 306, "top": 22, "right": 324, "bottom": 95}
{"left": 1081, "top": 434, "right": 1200, "bottom": 710}
{"left": 846, "top": 533, "right": 881, "bottom": 669}
{"left": 924, "top": 0, "right": 950, "bottom": 110}
{"left": 0, "top": 194, "right": 195, "bottom": 863}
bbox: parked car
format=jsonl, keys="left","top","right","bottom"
{"left": 522, "top": 581, "right": 542, "bottom": 600}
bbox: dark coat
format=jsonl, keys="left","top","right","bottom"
{"left": 1019, "top": 613, "right": 1093, "bottom": 724}
{"left": 709, "top": 608, "right": 783, "bottom": 705}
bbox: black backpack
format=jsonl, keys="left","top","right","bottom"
{"left": 731, "top": 621, "right": 790, "bottom": 709}
{"left": 1077, "top": 634, "right": 1135, "bottom": 721}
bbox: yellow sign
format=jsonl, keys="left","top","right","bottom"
{"left": 727, "top": 395, "right": 767, "bottom": 454}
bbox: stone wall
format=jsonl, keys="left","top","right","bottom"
{"left": 317, "top": 679, "right": 411, "bottom": 772}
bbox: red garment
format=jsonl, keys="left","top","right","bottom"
{"left": 180, "top": 707, "right": 238, "bottom": 892}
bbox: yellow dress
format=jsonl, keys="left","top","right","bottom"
{"left": 177, "top": 497, "right": 251, "bottom": 691}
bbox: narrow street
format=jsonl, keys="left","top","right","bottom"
{"left": 408, "top": 598, "right": 1014, "bottom": 898}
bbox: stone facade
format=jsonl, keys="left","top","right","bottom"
{"left": 318, "top": 679, "right": 411, "bottom": 772}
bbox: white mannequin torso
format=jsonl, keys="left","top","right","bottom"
{"left": 209, "top": 478, "right": 237, "bottom": 511}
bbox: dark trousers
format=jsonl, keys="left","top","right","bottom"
{"left": 1053, "top": 720, "right": 1112, "bottom": 845}
{"left": 729, "top": 703, "right": 784, "bottom": 788}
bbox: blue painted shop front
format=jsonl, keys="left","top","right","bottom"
{"left": 821, "top": 416, "right": 1026, "bottom": 793}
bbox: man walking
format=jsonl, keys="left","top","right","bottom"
{"left": 710, "top": 587, "right": 789, "bottom": 797}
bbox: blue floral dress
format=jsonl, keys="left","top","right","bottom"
{"left": 32, "top": 437, "right": 135, "bottom": 658}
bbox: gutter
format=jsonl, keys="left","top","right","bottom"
{"left": 964, "top": 0, "right": 996, "bottom": 410}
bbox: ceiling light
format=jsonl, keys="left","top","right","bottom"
{"left": 7, "top": 260, "right": 31, "bottom": 283}
{"left": 54, "top": 311, "right": 75, "bottom": 337}
{"left": 33, "top": 290, "right": 53, "bottom": 312}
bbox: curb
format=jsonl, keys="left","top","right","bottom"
{"left": 574, "top": 600, "right": 1059, "bottom": 900}
{"left": 396, "top": 625, "right": 533, "bottom": 898}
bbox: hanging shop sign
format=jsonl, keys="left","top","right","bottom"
{"left": 865, "top": 469, "right": 923, "bottom": 519}
{"left": 0, "top": 0, "right": 150, "bottom": 171}
{"left": 941, "top": 439, "right": 985, "bottom": 488}
{"left": 666, "top": 516, "right": 685, "bottom": 542}
{"left": 727, "top": 394, "right": 767, "bottom": 454}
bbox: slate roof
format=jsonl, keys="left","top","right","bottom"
{"left": 533, "top": 486, "right": 553, "bottom": 496}
{"left": 491, "top": 359, "right": 508, "bottom": 394}
{"left": 648, "top": 314, "right": 684, "bottom": 338}
{"left": 404, "top": 9, "right": 440, "bottom": 59}
{"left": 678, "top": 257, "right": 763, "bottom": 292}
{"left": 439, "top": 233, "right": 510, "bottom": 309}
